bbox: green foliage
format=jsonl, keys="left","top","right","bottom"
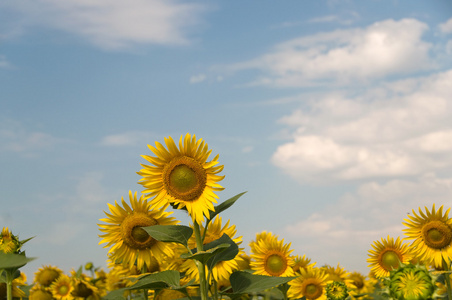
{"left": 0, "top": 252, "right": 36, "bottom": 270}
{"left": 228, "top": 271, "right": 296, "bottom": 295}
{"left": 208, "top": 192, "right": 247, "bottom": 222}
{"left": 141, "top": 224, "right": 193, "bottom": 248}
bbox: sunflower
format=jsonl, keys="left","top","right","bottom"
{"left": 288, "top": 266, "right": 328, "bottom": 300}
{"left": 347, "top": 272, "right": 374, "bottom": 299}
{"left": 250, "top": 231, "right": 295, "bottom": 277}
{"left": 403, "top": 204, "right": 452, "bottom": 268}
{"left": 137, "top": 133, "right": 225, "bottom": 224}
{"left": 34, "top": 265, "right": 63, "bottom": 287}
{"left": 180, "top": 216, "right": 245, "bottom": 283}
{"left": 29, "top": 285, "right": 53, "bottom": 300}
{"left": 367, "top": 236, "right": 413, "bottom": 278}
{"left": 0, "top": 227, "right": 20, "bottom": 254}
{"left": 292, "top": 254, "right": 316, "bottom": 274}
{"left": 0, "top": 277, "right": 26, "bottom": 300}
{"left": 50, "top": 274, "right": 74, "bottom": 300}
{"left": 98, "top": 191, "right": 179, "bottom": 271}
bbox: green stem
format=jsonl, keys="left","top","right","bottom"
{"left": 5, "top": 269, "right": 13, "bottom": 300}
{"left": 193, "top": 221, "right": 208, "bottom": 300}
{"left": 443, "top": 259, "right": 452, "bottom": 300}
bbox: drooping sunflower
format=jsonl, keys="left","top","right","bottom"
{"left": 180, "top": 216, "right": 245, "bottom": 283}
{"left": 403, "top": 204, "right": 452, "bottom": 268}
{"left": 50, "top": 274, "right": 74, "bottom": 300}
{"left": 367, "top": 236, "right": 413, "bottom": 278}
{"left": 250, "top": 231, "right": 295, "bottom": 277}
{"left": 137, "top": 133, "right": 225, "bottom": 224}
{"left": 34, "top": 265, "right": 63, "bottom": 287}
{"left": 288, "top": 266, "right": 329, "bottom": 300}
{"left": 98, "top": 191, "right": 179, "bottom": 271}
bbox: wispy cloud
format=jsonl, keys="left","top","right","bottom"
{"left": 0, "top": 118, "right": 70, "bottom": 155}
{"left": 189, "top": 74, "right": 207, "bottom": 84}
{"left": 283, "top": 173, "right": 452, "bottom": 272}
{"left": 0, "top": 0, "right": 208, "bottom": 50}
{"left": 0, "top": 55, "right": 10, "bottom": 68}
{"left": 223, "top": 19, "right": 434, "bottom": 87}
{"left": 271, "top": 69, "right": 452, "bottom": 182}
{"left": 100, "top": 131, "right": 156, "bottom": 147}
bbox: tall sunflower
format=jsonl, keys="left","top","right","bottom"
{"left": 180, "top": 216, "right": 245, "bottom": 283}
{"left": 137, "top": 133, "right": 225, "bottom": 224}
{"left": 98, "top": 191, "right": 179, "bottom": 271}
{"left": 403, "top": 204, "right": 452, "bottom": 268}
{"left": 367, "top": 236, "right": 413, "bottom": 278}
{"left": 288, "top": 266, "right": 329, "bottom": 300}
{"left": 250, "top": 231, "right": 295, "bottom": 277}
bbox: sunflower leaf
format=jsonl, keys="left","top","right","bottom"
{"left": 208, "top": 192, "right": 247, "bottom": 221}
{"left": 103, "top": 270, "right": 182, "bottom": 300}
{"left": 204, "top": 233, "right": 239, "bottom": 270}
{"left": 180, "top": 243, "right": 230, "bottom": 264}
{"left": 0, "top": 252, "right": 36, "bottom": 270}
{"left": 141, "top": 225, "right": 193, "bottom": 247}
{"left": 227, "top": 271, "right": 296, "bottom": 295}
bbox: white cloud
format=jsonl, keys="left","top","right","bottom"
{"left": 0, "top": 55, "right": 10, "bottom": 68}
{"left": 0, "top": 0, "right": 206, "bottom": 50}
{"left": 226, "top": 19, "right": 433, "bottom": 87}
{"left": 100, "top": 131, "right": 155, "bottom": 146}
{"left": 0, "top": 118, "right": 69, "bottom": 155}
{"left": 439, "top": 17, "right": 452, "bottom": 34}
{"left": 272, "top": 69, "right": 452, "bottom": 182}
{"left": 190, "top": 74, "right": 207, "bottom": 84}
{"left": 283, "top": 173, "right": 452, "bottom": 273}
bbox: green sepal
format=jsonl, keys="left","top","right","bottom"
{"left": 227, "top": 271, "right": 296, "bottom": 295}
{"left": 0, "top": 252, "right": 36, "bottom": 270}
{"left": 208, "top": 192, "right": 246, "bottom": 222}
{"left": 141, "top": 225, "right": 193, "bottom": 248}
{"left": 102, "top": 270, "right": 182, "bottom": 300}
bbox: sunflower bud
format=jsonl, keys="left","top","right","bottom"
{"left": 389, "top": 264, "right": 435, "bottom": 300}
{"left": 326, "top": 281, "right": 349, "bottom": 300}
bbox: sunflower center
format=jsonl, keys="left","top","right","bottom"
{"left": 422, "top": 220, "right": 452, "bottom": 249}
{"left": 121, "top": 213, "right": 158, "bottom": 250}
{"left": 57, "top": 285, "right": 69, "bottom": 296}
{"left": 305, "top": 283, "right": 322, "bottom": 299}
{"left": 163, "top": 156, "right": 207, "bottom": 202}
{"left": 264, "top": 254, "right": 287, "bottom": 276}
{"left": 381, "top": 250, "right": 401, "bottom": 271}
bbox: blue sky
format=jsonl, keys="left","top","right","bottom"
{"left": 1, "top": 0, "right": 452, "bottom": 279}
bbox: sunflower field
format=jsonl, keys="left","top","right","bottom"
{"left": 2, "top": 133, "right": 452, "bottom": 300}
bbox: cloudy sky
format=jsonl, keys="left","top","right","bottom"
{"left": 1, "top": 0, "right": 452, "bottom": 279}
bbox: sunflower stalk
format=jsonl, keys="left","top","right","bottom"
{"left": 444, "top": 258, "right": 452, "bottom": 300}
{"left": 194, "top": 221, "right": 209, "bottom": 300}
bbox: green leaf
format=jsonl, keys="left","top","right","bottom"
{"left": 103, "top": 270, "right": 182, "bottom": 300}
{"left": 203, "top": 234, "right": 238, "bottom": 270}
{"left": 141, "top": 225, "right": 193, "bottom": 247}
{"left": 208, "top": 192, "right": 246, "bottom": 221}
{"left": 228, "top": 271, "right": 296, "bottom": 295}
{"left": 180, "top": 243, "right": 230, "bottom": 264}
{"left": 0, "top": 252, "right": 36, "bottom": 270}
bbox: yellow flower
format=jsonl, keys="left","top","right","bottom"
{"left": 367, "top": 236, "right": 413, "bottom": 278}
{"left": 347, "top": 272, "right": 374, "bottom": 299}
{"left": 250, "top": 231, "right": 295, "bottom": 277}
{"left": 98, "top": 191, "right": 179, "bottom": 271}
{"left": 50, "top": 274, "right": 74, "bottom": 300}
{"left": 137, "top": 133, "right": 225, "bottom": 224}
{"left": 403, "top": 204, "right": 452, "bottom": 268}
{"left": 29, "top": 285, "right": 53, "bottom": 300}
{"left": 288, "top": 267, "right": 328, "bottom": 300}
{"left": 34, "top": 265, "right": 63, "bottom": 287}
{"left": 321, "top": 264, "right": 355, "bottom": 291}
{"left": 180, "top": 217, "right": 245, "bottom": 283}
{"left": 292, "top": 254, "right": 316, "bottom": 274}
{"left": 389, "top": 264, "right": 435, "bottom": 300}
{"left": 0, "top": 277, "right": 26, "bottom": 300}
{"left": 0, "top": 227, "right": 20, "bottom": 254}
